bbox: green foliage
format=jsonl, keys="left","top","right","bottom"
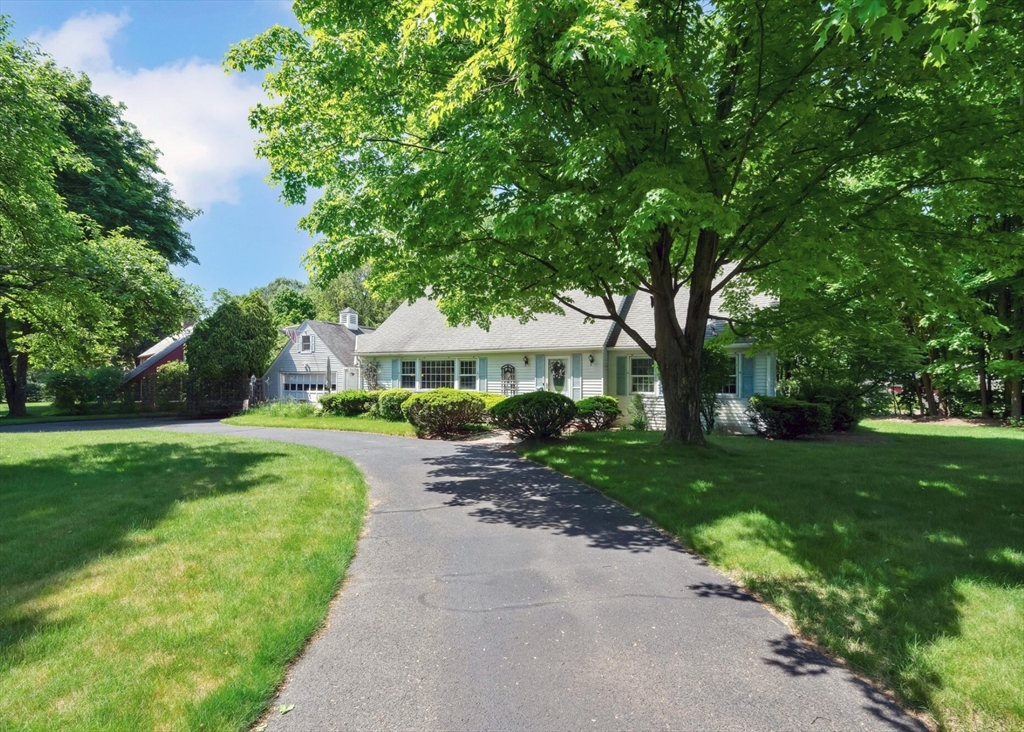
{"left": 628, "top": 394, "right": 649, "bottom": 432}
{"left": 248, "top": 400, "right": 318, "bottom": 418}
{"left": 319, "top": 389, "right": 376, "bottom": 416}
{"left": 188, "top": 295, "right": 276, "bottom": 383}
{"left": 307, "top": 266, "right": 401, "bottom": 328}
{"left": 270, "top": 288, "right": 316, "bottom": 328}
{"left": 155, "top": 360, "right": 188, "bottom": 409}
{"left": 402, "top": 388, "right": 485, "bottom": 436}
{"left": 478, "top": 393, "right": 507, "bottom": 412}
{"left": 375, "top": 388, "right": 413, "bottom": 421}
{"left": 748, "top": 396, "right": 831, "bottom": 440}
{"left": 699, "top": 345, "right": 734, "bottom": 434}
{"left": 228, "top": 0, "right": 1021, "bottom": 443}
{"left": 573, "top": 396, "right": 621, "bottom": 432}
{"left": 490, "top": 391, "right": 578, "bottom": 439}
{"left": 798, "top": 383, "right": 867, "bottom": 432}
{"left": 43, "top": 366, "right": 125, "bottom": 414}
{"left": 54, "top": 75, "right": 197, "bottom": 266}
{"left": 0, "top": 24, "right": 192, "bottom": 417}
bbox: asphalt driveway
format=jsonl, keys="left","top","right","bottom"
{"left": 6, "top": 419, "right": 928, "bottom": 731}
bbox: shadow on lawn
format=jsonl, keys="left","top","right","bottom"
{"left": 0, "top": 439, "right": 287, "bottom": 659}
{"left": 419, "top": 443, "right": 684, "bottom": 554}
{"left": 521, "top": 430, "right": 1024, "bottom": 716}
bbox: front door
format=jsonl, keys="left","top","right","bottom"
{"left": 547, "top": 356, "right": 569, "bottom": 395}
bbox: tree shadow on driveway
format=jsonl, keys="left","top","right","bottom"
{"left": 419, "top": 443, "right": 684, "bottom": 553}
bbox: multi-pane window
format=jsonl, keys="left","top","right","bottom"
{"left": 630, "top": 357, "right": 655, "bottom": 393}
{"left": 283, "top": 373, "right": 334, "bottom": 392}
{"left": 401, "top": 360, "right": 416, "bottom": 389}
{"left": 420, "top": 360, "right": 455, "bottom": 389}
{"left": 459, "top": 360, "right": 477, "bottom": 390}
{"left": 720, "top": 357, "right": 738, "bottom": 394}
{"left": 300, "top": 334, "right": 313, "bottom": 353}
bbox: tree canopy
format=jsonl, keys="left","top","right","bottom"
{"left": 270, "top": 287, "right": 316, "bottom": 327}
{"left": 187, "top": 294, "right": 276, "bottom": 385}
{"left": 230, "top": 0, "right": 1022, "bottom": 442}
{"left": 0, "top": 20, "right": 196, "bottom": 416}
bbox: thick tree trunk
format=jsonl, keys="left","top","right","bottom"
{"left": 0, "top": 312, "right": 28, "bottom": 418}
{"left": 920, "top": 371, "right": 939, "bottom": 417}
{"left": 978, "top": 347, "right": 992, "bottom": 418}
{"left": 650, "top": 228, "right": 719, "bottom": 446}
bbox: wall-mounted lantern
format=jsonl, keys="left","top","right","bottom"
{"left": 588, "top": 354, "right": 595, "bottom": 364}
{"left": 523, "top": 356, "right": 530, "bottom": 365}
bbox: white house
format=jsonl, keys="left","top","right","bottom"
{"left": 355, "top": 290, "right": 777, "bottom": 432}
{"left": 263, "top": 309, "right": 373, "bottom": 402}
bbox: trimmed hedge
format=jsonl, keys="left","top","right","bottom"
{"left": 376, "top": 388, "right": 413, "bottom": 421}
{"left": 490, "top": 391, "right": 578, "bottom": 439}
{"left": 402, "top": 388, "right": 485, "bottom": 436}
{"left": 573, "top": 395, "right": 621, "bottom": 431}
{"left": 748, "top": 395, "right": 831, "bottom": 439}
{"left": 319, "top": 389, "right": 376, "bottom": 416}
{"left": 798, "top": 384, "right": 866, "bottom": 432}
{"left": 478, "top": 393, "right": 507, "bottom": 412}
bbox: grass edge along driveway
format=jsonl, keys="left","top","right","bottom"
{"left": 519, "top": 420, "right": 1024, "bottom": 732}
{"left": 224, "top": 410, "right": 417, "bottom": 437}
{"left": 0, "top": 428, "right": 367, "bottom": 732}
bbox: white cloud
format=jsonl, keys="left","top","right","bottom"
{"left": 31, "top": 12, "right": 266, "bottom": 209}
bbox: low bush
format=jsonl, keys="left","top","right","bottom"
{"left": 628, "top": 393, "right": 648, "bottom": 431}
{"left": 479, "top": 393, "right": 507, "bottom": 412}
{"left": 376, "top": 388, "right": 413, "bottom": 421}
{"left": 798, "top": 383, "right": 867, "bottom": 432}
{"left": 156, "top": 361, "right": 188, "bottom": 410}
{"left": 574, "top": 396, "right": 621, "bottom": 431}
{"left": 402, "top": 388, "right": 485, "bottom": 436}
{"left": 319, "top": 390, "right": 375, "bottom": 416}
{"left": 44, "top": 367, "right": 125, "bottom": 414}
{"left": 490, "top": 391, "right": 578, "bottom": 439}
{"left": 247, "top": 400, "right": 318, "bottom": 418}
{"left": 748, "top": 395, "right": 831, "bottom": 439}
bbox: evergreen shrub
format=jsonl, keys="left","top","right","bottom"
{"left": 573, "top": 396, "right": 621, "bottom": 431}
{"left": 490, "top": 391, "right": 578, "bottom": 439}
{"left": 402, "top": 388, "right": 485, "bottom": 436}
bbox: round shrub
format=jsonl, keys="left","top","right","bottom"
{"left": 402, "top": 388, "right": 486, "bottom": 436}
{"left": 798, "top": 384, "right": 866, "bottom": 432}
{"left": 490, "top": 391, "right": 578, "bottom": 439}
{"left": 479, "top": 393, "right": 506, "bottom": 412}
{"left": 747, "top": 395, "right": 831, "bottom": 439}
{"left": 319, "top": 389, "right": 375, "bottom": 416}
{"left": 376, "top": 388, "right": 413, "bottom": 421}
{"left": 574, "top": 395, "right": 621, "bottom": 431}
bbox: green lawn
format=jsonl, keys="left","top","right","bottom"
{"left": 520, "top": 420, "right": 1024, "bottom": 732}
{"left": 0, "top": 401, "right": 175, "bottom": 427}
{"left": 225, "top": 402, "right": 417, "bottom": 437}
{"left": 0, "top": 429, "right": 367, "bottom": 732}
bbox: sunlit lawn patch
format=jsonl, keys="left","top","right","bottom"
{"left": 519, "top": 419, "right": 1024, "bottom": 732}
{"left": 225, "top": 402, "right": 416, "bottom": 437}
{"left": 0, "top": 429, "right": 367, "bottom": 731}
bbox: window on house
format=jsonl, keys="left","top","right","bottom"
{"left": 630, "top": 357, "right": 655, "bottom": 393}
{"left": 420, "top": 360, "right": 455, "bottom": 389}
{"left": 401, "top": 360, "right": 416, "bottom": 389}
{"left": 300, "top": 334, "right": 313, "bottom": 353}
{"left": 720, "top": 357, "right": 738, "bottom": 394}
{"left": 459, "top": 359, "right": 477, "bottom": 390}
{"left": 284, "top": 373, "right": 329, "bottom": 392}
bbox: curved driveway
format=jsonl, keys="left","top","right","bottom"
{"left": 11, "top": 420, "right": 927, "bottom": 731}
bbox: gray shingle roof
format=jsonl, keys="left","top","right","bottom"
{"left": 356, "top": 293, "right": 624, "bottom": 355}
{"left": 306, "top": 320, "right": 375, "bottom": 366}
{"left": 606, "top": 289, "right": 778, "bottom": 348}
{"left": 356, "top": 288, "right": 776, "bottom": 355}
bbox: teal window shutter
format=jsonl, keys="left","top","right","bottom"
{"left": 616, "top": 356, "right": 627, "bottom": 395}
{"left": 741, "top": 356, "right": 756, "bottom": 398}
{"left": 571, "top": 354, "right": 582, "bottom": 401}
{"left": 478, "top": 357, "right": 488, "bottom": 391}
{"left": 391, "top": 359, "right": 399, "bottom": 386}
{"left": 535, "top": 355, "right": 545, "bottom": 390}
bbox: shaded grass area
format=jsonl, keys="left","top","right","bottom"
{"left": 519, "top": 420, "right": 1024, "bottom": 732}
{"left": 0, "top": 401, "right": 174, "bottom": 426}
{"left": 0, "top": 429, "right": 367, "bottom": 732}
{"left": 225, "top": 402, "right": 416, "bottom": 436}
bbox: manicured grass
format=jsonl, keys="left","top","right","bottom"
{"left": 0, "top": 429, "right": 367, "bottom": 732}
{"left": 225, "top": 402, "right": 417, "bottom": 437}
{"left": 0, "top": 401, "right": 175, "bottom": 426}
{"left": 519, "top": 419, "right": 1024, "bottom": 732}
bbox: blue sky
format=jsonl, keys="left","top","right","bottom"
{"left": 4, "top": 0, "right": 313, "bottom": 300}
